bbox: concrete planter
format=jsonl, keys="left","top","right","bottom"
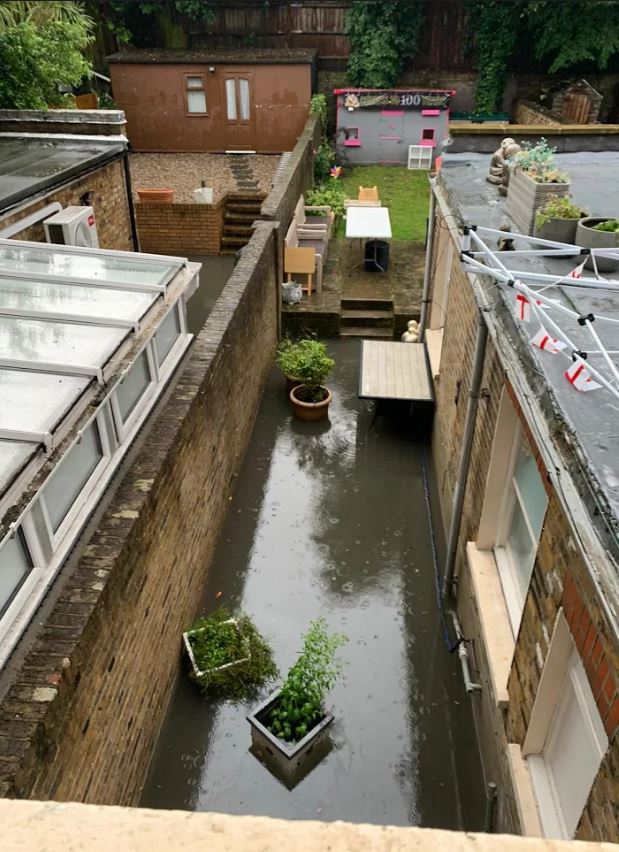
{"left": 506, "top": 169, "right": 570, "bottom": 236}
{"left": 247, "top": 689, "right": 334, "bottom": 786}
{"left": 534, "top": 217, "right": 579, "bottom": 257}
{"left": 576, "top": 217, "right": 619, "bottom": 273}
{"left": 183, "top": 618, "right": 250, "bottom": 680}
{"left": 290, "top": 385, "right": 332, "bottom": 421}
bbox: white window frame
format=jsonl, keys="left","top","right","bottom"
{"left": 525, "top": 611, "right": 608, "bottom": 839}
{"left": 184, "top": 74, "right": 208, "bottom": 116}
{"left": 478, "top": 390, "right": 548, "bottom": 636}
{"left": 153, "top": 302, "right": 188, "bottom": 378}
{"left": 408, "top": 144, "right": 432, "bottom": 170}
{"left": 39, "top": 410, "right": 112, "bottom": 551}
{"left": 110, "top": 344, "right": 158, "bottom": 442}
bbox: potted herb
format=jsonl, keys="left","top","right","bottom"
{"left": 534, "top": 196, "right": 588, "bottom": 245}
{"left": 506, "top": 138, "right": 570, "bottom": 236}
{"left": 276, "top": 337, "right": 303, "bottom": 394}
{"left": 286, "top": 339, "right": 335, "bottom": 422}
{"left": 247, "top": 618, "right": 346, "bottom": 783}
{"left": 576, "top": 218, "right": 619, "bottom": 273}
{"left": 183, "top": 609, "right": 277, "bottom": 700}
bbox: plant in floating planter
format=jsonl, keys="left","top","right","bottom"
{"left": 506, "top": 138, "right": 570, "bottom": 236}
{"left": 247, "top": 618, "right": 347, "bottom": 784}
{"left": 576, "top": 217, "right": 619, "bottom": 273}
{"left": 183, "top": 608, "right": 277, "bottom": 700}
{"left": 534, "top": 195, "right": 588, "bottom": 245}
{"left": 284, "top": 339, "right": 335, "bottom": 421}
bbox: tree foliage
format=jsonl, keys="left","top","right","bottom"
{"left": 346, "top": 0, "right": 425, "bottom": 88}
{"left": 0, "top": 3, "right": 93, "bottom": 109}
{"left": 92, "top": 0, "right": 215, "bottom": 44}
{"left": 467, "top": 0, "right": 523, "bottom": 113}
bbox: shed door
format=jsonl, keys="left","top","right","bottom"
{"left": 221, "top": 74, "right": 255, "bottom": 151}
{"left": 378, "top": 110, "right": 404, "bottom": 164}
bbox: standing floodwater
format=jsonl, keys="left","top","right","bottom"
{"left": 141, "top": 340, "right": 484, "bottom": 828}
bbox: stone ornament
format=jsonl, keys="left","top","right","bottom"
{"left": 487, "top": 137, "right": 522, "bottom": 193}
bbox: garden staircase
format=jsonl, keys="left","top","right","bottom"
{"left": 221, "top": 193, "right": 266, "bottom": 254}
{"left": 339, "top": 298, "right": 394, "bottom": 339}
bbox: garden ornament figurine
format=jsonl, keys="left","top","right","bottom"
{"left": 401, "top": 320, "right": 419, "bottom": 343}
{"left": 487, "top": 137, "right": 522, "bottom": 190}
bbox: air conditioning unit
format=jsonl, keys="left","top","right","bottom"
{"left": 44, "top": 206, "right": 99, "bottom": 248}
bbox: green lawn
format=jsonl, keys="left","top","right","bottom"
{"left": 337, "top": 166, "right": 430, "bottom": 241}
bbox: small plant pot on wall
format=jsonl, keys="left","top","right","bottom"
{"left": 137, "top": 188, "right": 174, "bottom": 203}
{"left": 290, "top": 384, "right": 332, "bottom": 421}
{"left": 576, "top": 217, "right": 619, "bottom": 273}
{"left": 506, "top": 169, "right": 570, "bottom": 236}
{"left": 247, "top": 688, "right": 334, "bottom": 788}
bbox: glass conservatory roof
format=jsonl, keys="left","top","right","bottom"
{"left": 0, "top": 239, "right": 186, "bottom": 500}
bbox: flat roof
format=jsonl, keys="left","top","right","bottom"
{"left": 107, "top": 47, "right": 317, "bottom": 65}
{"left": 439, "top": 150, "right": 619, "bottom": 558}
{"left": 0, "top": 135, "right": 126, "bottom": 211}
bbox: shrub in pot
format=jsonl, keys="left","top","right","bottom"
{"left": 276, "top": 337, "right": 303, "bottom": 393}
{"left": 576, "top": 218, "right": 619, "bottom": 273}
{"left": 506, "top": 138, "right": 570, "bottom": 236}
{"left": 247, "top": 618, "right": 346, "bottom": 784}
{"left": 534, "top": 196, "right": 588, "bottom": 247}
{"left": 183, "top": 608, "right": 277, "bottom": 700}
{"left": 283, "top": 339, "right": 335, "bottom": 422}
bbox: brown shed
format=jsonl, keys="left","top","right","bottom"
{"left": 108, "top": 48, "right": 316, "bottom": 154}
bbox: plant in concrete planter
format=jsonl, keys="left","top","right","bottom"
{"left": 534, "top": 196, "right": 588, "bottom": 246}
{"left": 284, "top": 339, "right": 335, "bottom": 422}
{"left": 506, "top": 138, "right": 570, "bottom": 236}
{"left": 247, "top": 618, "right": 346, "bottom": 784}
{"left": 576, "top": 217, "right": 619, "bottom": 273}
{"left": 183, "top": 608, "right": 277, "bottom": 700}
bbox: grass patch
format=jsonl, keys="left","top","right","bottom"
{"left": 336, "top": 166, "right": 430, "bottom": 241}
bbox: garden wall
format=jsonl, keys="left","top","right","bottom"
{"left": 135, "top": 199, "right": 224, "bottom": 254}
{"left": 512, "top": 100, "right": 559, "bottom": 126}
{"left": 0, "top": 222, "right": 280, "bottom": 805}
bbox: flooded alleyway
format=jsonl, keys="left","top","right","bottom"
{"left": 141, "top": 340, "right": 484, "bottom": 829}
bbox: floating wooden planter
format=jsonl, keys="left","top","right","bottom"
{"left": 183, "top": 618, "right": 250, "bottom": 680}
{"left": 576, "top": 217, "right": 619, "bottom": 273}
{"left": 137, "top": 188, "right": 174, "bottom": 203}
{"left": 247, "top": 689, "right": 334, "bottom": 787}
{"left": 506, "top": 169, "right": 569, "bottom": 236}
{"left": 289, "top": 385, "right": 332, "bottom": 421}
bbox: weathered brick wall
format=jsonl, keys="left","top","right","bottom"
{"left": 135, "top": 200, "right": 223, "bottom": 254}
{"left": 513, "top": 100, "right": 559, "bottom": 126}
{"left": 1, "top": 159, "right": 133, "bottom": 251}
{"left": 0, "top": 221, "right": 279, "bottom": 805}
{"left": 0, "top": 109, "right": 126, "bottom": 137}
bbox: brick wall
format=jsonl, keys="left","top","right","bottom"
{"left": 135, "top": 199, "right": 223, "bottom": 254}
{"left": 0, "top": 109, "right": 126, "bottom": 137}
{"left": 1, "top": 158, "right": 133, "bottom": 252}
{"left": 513, "top": 100, "right": 559, "bottom": 126}
{"left": 0, "top": 221, "right": 279, "bottom": 805}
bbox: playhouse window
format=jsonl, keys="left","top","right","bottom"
{"left": 422, "top": 128, "right": 435, "bottom": 141}
{"left": 185, "top": 75, "right": 207, "bottom": 114}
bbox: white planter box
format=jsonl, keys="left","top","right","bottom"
{"left": 506, "top": 169, "right": 570, "bottom": 236}
{"left": 183, "top": 618, "right": 250, "bottom": 680}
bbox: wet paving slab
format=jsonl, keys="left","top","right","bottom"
{"left": 140, "top": 340, "right": 485, "bottom": 829}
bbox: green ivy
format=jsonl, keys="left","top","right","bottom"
{"left": 346, "top": 0, "right": 425, "bottom": 89}
{"left": 525, "top": 1, "right": 619, "bottom": 72}
{"left": 466, "top": 0, "right": 524, "bottom": 114}
{"left": 309, "top": 93, "right": 328, "bottom": 132}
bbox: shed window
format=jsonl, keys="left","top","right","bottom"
{"left": 239, "top": 79, "right": 250, "bottom": 121}
{"left": 186, "top": 75, "right": 207, "bottom": 114}
{"left": 0, "top": 530, "right": 32, "bottom": 617}
{"left": 225, "top": 79, "right": 237, "bottom": 121}
{"left": 43, "top": 422, "right": 104, "bottom": 533}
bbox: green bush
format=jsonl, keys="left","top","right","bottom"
{"left": 267, "top": 618, "right": 347, "bottom": 743}
{"left": 309, "top": 93, "right": 328, "bottom": 132}
{"left": 535, "top": 196, "right": 587, "bottom": 230}
{"left": 314, "top": 140, "right": 335, "bottom": 184}
{"left": 276, "top": 338, "right": 335, "bottom": 402}
{"left": 306, "top": 182, "right": 346, "bottom": 228}
{"left": 509, "top": 138, "right": 569, "bottom": 185}
{"left": 592, "top": 219, "right": 619, "bottom": 233}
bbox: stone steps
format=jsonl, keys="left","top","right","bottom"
{"left": 221, "top": 193, "right": 265, "bottom": 252}
{"left": 341, "top": 308, "right": 393, "bottom": 328}
{"left": 340, "top": 297, "right": 393, "bottom": 312}
{"left": 340, "top": 326, "right": 393, "bottom": 339}
{"left": 339, "top": 298, "right": 394, "bottom": 338}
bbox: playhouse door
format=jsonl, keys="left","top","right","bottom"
{"left": 221, "top": 74, "right": 255, "bottom": 151}
{"left": 378, "top": 110, "right": 404, "bottom": 164}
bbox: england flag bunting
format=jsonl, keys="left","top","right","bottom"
{"left": 515, "top": 293, "right": 531, "bottom": 322}
{"left": 530, "top": 326, "right": 567, "bottom": 354}
{"left": 569, "top": 260, "right": 586, "bottom": 279}
{"left": 564, "top": 357, "right": 602, "bottom": 392}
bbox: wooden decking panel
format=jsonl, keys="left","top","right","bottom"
{"left": 359, "top": 341, "right": 433, "bottom": 401}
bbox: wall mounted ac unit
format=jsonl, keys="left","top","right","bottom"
{"left": 44, "top": 206, "right": 99, "bottom": 248}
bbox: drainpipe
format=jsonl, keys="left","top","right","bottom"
{"left": 418, "top": 178, "right": 437, "bottom": 343}
{"left": 442, "top": 309, "right": 488, "bottom": 598}
{"left": 484, "top": 782, "right": 498, "bottom": 833}
{"left": 122, "top": 151, "right": 140, "bottom": 251}
{"left": 0, "top": 202, "right": 62, "bottom": 239}
{"left": 450, "top": 611, "right": 481, "bottom": 693}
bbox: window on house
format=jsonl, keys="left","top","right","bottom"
{"left": 225, "top": 79, "right": 237, "bottom": 121}
{"left": 116, "top": 349, "right": 153, "bottom": 425}
{"left": 42, "top": 421, "right": 104, "bottom": 534}
{"left": 154, "top": 307, "right": 181, "bottom": 367}
{"left": 0, "top": 530, "right": 32, "bottom": 617}
{"left": 526, "top": 617, "right": 608, "bottom": 839}
{"left": 185, "top": 75, "right": 207, "bottom": 114}
{"left": 238, "top": 78, "right": 250, "bottom": 121}
{"left": 422, "top": 128, "right": 435, "bottom": 141}
{"left": 477, "top": 392, "right": 548, "bottom": 635}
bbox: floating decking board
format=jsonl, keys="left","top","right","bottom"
{"left": 359, "top": 341, "right": 433, "bottom": 401}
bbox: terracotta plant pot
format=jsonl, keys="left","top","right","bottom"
{"left": 137, "top": 188, "right": 174, "bottom": 203}
{"left": 289, "top": 385, "right": 332, "bottom": 422}
{"left": 575, "top": 217, "right": 619, "bottom": 273}
{"left": 285, "top": 374, "right": 302, "bottom": 395}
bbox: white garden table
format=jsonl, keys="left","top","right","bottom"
{"left": 345, "top": 206, "right": 392, "bottom": 272}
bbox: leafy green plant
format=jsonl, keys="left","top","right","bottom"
{"left": 186, "top": 608, "right": 278, "bottom": 700}
{"left": 267, "top": 618, "right": 347, "bottom": 744}
{"left": 314, "top": 140, "right": 335, "bottom": 185}
{"left": 466, "top": 0, "right": 522, "bottom": 113}
{"left": 592, "top": 219, "right": 619, "bottom": 234}
{"left": 535, "top": 196, "right": 587, "bottom": 230}
{"left": 346, "top": 0, "right": 425, "bottom": 88}
{"left": 509, "top": 138, "right": 569, "bottom": 184}
{"left": 306, "top": 182, "right": 346, "bottom": 228}
{"left": 309, "top": 93, "right": 328, "bottom": 132}
{"left": 277, "top": 339, "right": 335, "bottom": 403}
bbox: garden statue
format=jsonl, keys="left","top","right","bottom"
{"left": 487, "top": 137, "right": 522, "bottom": 192}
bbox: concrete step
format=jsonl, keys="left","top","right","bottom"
{"left": 223, "top": 224, "right": 253, "bottom": 237}
{"left": 341, "top": 309, "right": 393, "bottom": 329}
{"left": 341, "top": 298, "right": 393, "bottom": 312}
{"left": 221, "top": 235, "right": 250, "bottom": 249}
{"left": 226, "top": 202, "right": 262, "bottom": 214}
{"left": 340, "top": 326, "right": 394, "bottom": 339}
{"left": 225, "top": 212, "right": 256, "bottom": 224}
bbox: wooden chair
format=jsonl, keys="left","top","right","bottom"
{"left": 284, "top": 246, "right": 322, "bottom": 296}
{"left": 358, "top": 185, "right": 379, "bottom": 202}
{"left": 344, "top": 198, "right": 381, "bottom": 208}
